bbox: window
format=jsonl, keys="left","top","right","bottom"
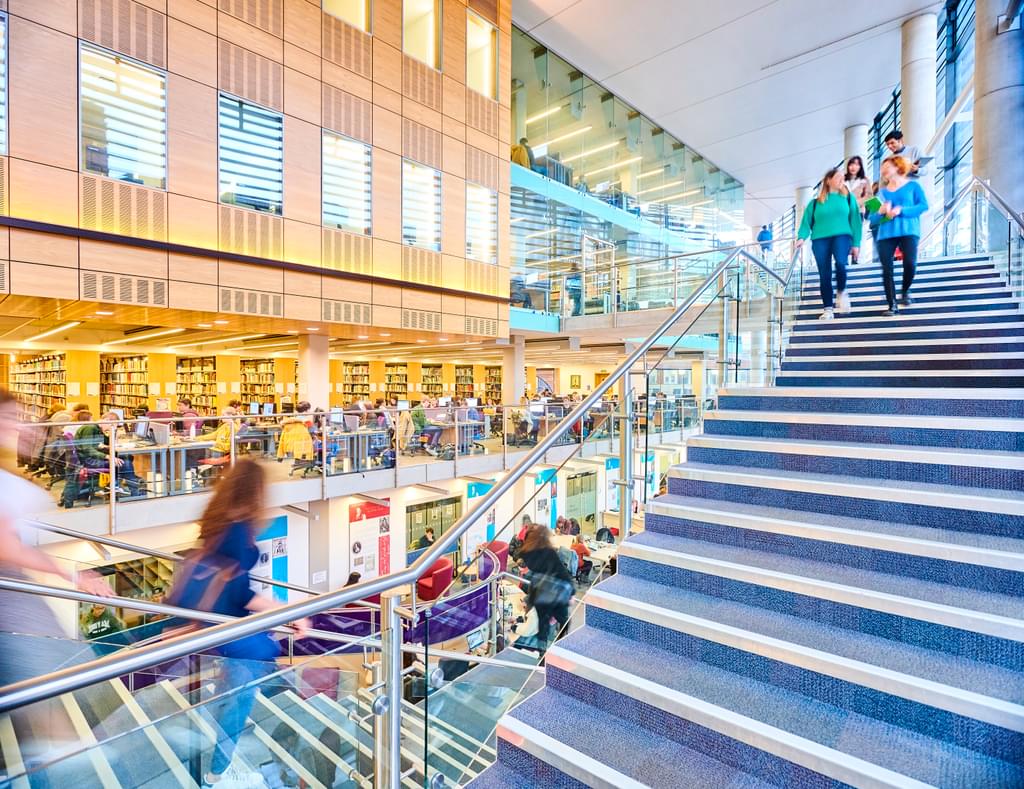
{"left": 218, "top": 94, "right": 284, "bottom": 215}
{"left": 323, "top": 131, "right": 372, "bottom": 235}
{"left": 0, "top": 14, "right": 7, "bottom": 155}
{"left": 323, "top": 0, "right": 371, "bottom": 32}
{"left": 466, "top": 183, "right": 497, "bottom": 263}
{"left": 402, "top": 159, "right": 441, "bottom": 251}
{"left": 466, "top": 11, "right": 496, "bottom": 100}
{"left": 80, "top": 44, "right": 167, "bottom": 189}
{"left": 403, "top": 0, "right": 439, "bottom": 69}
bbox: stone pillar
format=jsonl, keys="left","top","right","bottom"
{"left": 844, "top": 124, "right": 869, "bottom": 163}
{"left": 901, "top": 13, "right": 938, "bottom": 229}
{"left": 973, "top": 0, "right": 1024, "bottom": 212}
{"left": 297, "top": 333, "right": 330, "bottom": 409}
{"left": 501, "top": 334, "right": 526, "bottom": 404}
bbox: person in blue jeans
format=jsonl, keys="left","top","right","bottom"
{"left": 870, "top": 156, "right": 929, "bottom": 315}
{"left": 166, "top": 460, "right": 309, "bottom": 786}
{"left": 795, "top": 167, "right": 862, "bottom": 320}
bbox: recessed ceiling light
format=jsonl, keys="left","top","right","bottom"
{"left": 416, "top": 339, "right": 427, "bottom": 343}
{"left": 213, "top": 320, "right": 229, "bottom": 325}
{"left": 305, "top": 327, "right": 319, "bottom": 331}
{"left": 94, "top": 310, "right": 114, "bottom": 316}
{"left": 288, "top": 330, "right": 299, "bottom": 334}
{"left": 356, "top": 335, "right": 369, "bottom": 339}
{"left": 379, "top": 333, "right": 391, "bottom": 337}
{"left": 438, "top": 337, "right": 449, "bottom": 341}
{"left": 197, "top": 323, "right": 212, "bottom": 328}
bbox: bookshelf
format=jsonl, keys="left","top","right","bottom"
{"left": 240, "top": 358, "right": 275, "bottom": 406}
{"left": 100, "top": 355, "right": 149, "bottom": 415}
{"left": 10, "top": 354, "right": 67, "bottom": 421}
{"left": 342, "top": 361, "right": 370, "bottom": 403}
{"left": 421, "top": 364, "right": 443, "bottom": 398}
{"left": 384, "top": 363, "right": 408, "bottom": 401}
{"left": 176, "top": 357, "right": 218, "bottom": 415}
{"left": 485, "top": 366, "right": 502, "bottom": 403}
{"left": 91, "top": 555, "right": 177, "bottom": 629}
{"left": 454, "top": 365, "right": 475, "bottom": 401}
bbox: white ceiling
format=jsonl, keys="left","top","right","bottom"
{"left": 513, "top": 0, "right": 938, "bottom": 227}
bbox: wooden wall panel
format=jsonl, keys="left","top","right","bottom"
{"left": 441, "top": 256, "right": 466, "bottom": 292}
{"left": 322, "top": 277, "right": 371, "bottom": 303}
{"left": 442, "top": 0, "right": 466, "bottom": 82}
{"left": 442, "top": 76, "right": 466, "bottom": 124}
{"left": 80, "top": 240, "right": 169, "bottom": 279}
{"left": 283, "top": 0, "right": 320, "bottom": 55}
{"left": 322, "top": 60, "right": 372, "bottom": 102}
{"left": 168, "top": 18, "right": 218, "bottom": 86}
{"left": 283, "top": 294, "right": 319, "bottom": 320}
{"left": 9, "top": 262, "right": 80, "bottom": 299}
{"left": 372, "top": 282, "right": 402, "bottom": 307}
{"left": 168, "top": 251, "right": 218, "bottom": 284}
{"left": 168, "top": 194, "right": 219, "bottom": 249}
{"left": 283, "top": 117, "right": 321, "bottom": 225}
{"left": 284, "top": 66, "right": 322, "bottom": 124}
{"left": 219, "top": 260, "right": 283, "bottom": 292}
{"left": 168, "top": 0, "right": 217, "bottom": 29}
{"left": 372, "top": 106, "right": 402, "bottom": 154}
{"left": 442, "top": 135, "right": 466, "bottom": 178}
{"left": 10, "top": 0, "right": 77, "bottom": 35}
{"left": 218, "top": 40, "right": 283, "bottom": 109}
{"left": 284, "top": 270, "right": 320, "bottom": 297}
{"left": 9, "top": 229, "right": 79, "bottom": 269}
{"left": 284, "top": 42, "right": 319, "bottom": 76}
{"left": 168, "top": 280, "right": 218, "bottom": 310}
{"left": 9, "top": 160, "right": 78, "bottom": 227}
{"left": 168, "top": 75, "right": 218, "bottom": 201}
{"left": 217, "top": 11, "right": 282, "bottom": 62}
{"left": 9, "top": 18, "right": 78, "bottom": 170}
{"left": 441, "top": 174, "right": 465, "bottom": 257}
{"left": 371, "top": 0, "right": 401, "bottom": 48}
{"left": 283, "top": 219, "right": 321, "bottom": 268}
{"left": 371, "top": 238, "right": 401, "bottom": 281}
{"left": 219, "top": 0, "right": 283, "bottom": 38}
{"left": 372, "top": 40, "right": 402, "bottom": 93}
{"left": 323, "top": 86, "right": 372, "bottom": 142}
{"left": 79, "top": 0, "right": 167, "bottom": 68}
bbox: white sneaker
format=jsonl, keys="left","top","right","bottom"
{"left": 819, "top": 308, "right": 834, "bottom": 321}
{"left": 835, "top": 290, "right": 851, "bottom": 314}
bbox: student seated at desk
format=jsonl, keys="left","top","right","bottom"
{"left": 63, "top": 411, "right": 142, "bottom": 505}
{"left": 176, "top": 398, "right": 204, "bottom": 435}
{"left": 209, "top": 407, "right": 244, "bottom": 458}
{"left": 571, "top": 535, "right": 592, "bottom": 582}
{"left": 277, "top": 407, "right": 315, "bottom": 462}
{"left": 411, "top": 400, "right": 444, "bottom": 456}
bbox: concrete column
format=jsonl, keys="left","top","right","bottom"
{"left": 843, "top": 124, "right": 869, "bottom": 162}
{"left": 297, "top": 333, "right": 330, "bottom": 409}
{"left": 501, "top": 334, "right": 526, "bottom": 405}
{"left": 750, "top": 330, "right": 767, "bottom": 386}
{"left": 306, "top": 499, "right": 331, "bottom": 592}
{"left": 901, "top": 13, "right": 938, "bottom": 229}
{"left": 973, "top": 0, "right": 1024, "bottom": 212}
{"left": 795, "top": 186, "right": 814, "bottom": 236}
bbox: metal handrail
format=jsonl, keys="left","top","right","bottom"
{"left": 25, "top": 518, "right": 318, "bottom": 597}
{"left": 0, "top": 243, "right": 789, "bottom": 713}
{"left": 920, "top": 176, "right": 1024, "bottom": 254}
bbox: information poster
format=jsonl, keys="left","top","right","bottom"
{"left": 349, "top": 500, "right": 391, "bottom": 580}
{"left": 534, "top": 468, "right": 558, "bottom": 529}
{"left": 253, "top": 516, "right": 289, "bottom": 601}
{"left": 465, "top": 481, "right": 495, "bottom": 561}
{"left": 604, "top": 457, "right": 621, "bottom": 513}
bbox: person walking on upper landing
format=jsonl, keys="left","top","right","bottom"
{"left": 870, "top": 156, "right": 929, "bottom": 316}
{"left": 796, "top": 166, "right": 862, "bottom": 320}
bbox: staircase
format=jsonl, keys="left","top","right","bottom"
{"left": 473, "top": 252, "right": 1024, "bottom": 788}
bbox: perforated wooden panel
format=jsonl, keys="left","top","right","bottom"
{"left": 464, "top": 316, "right": 498, "bottom": 336}
{"left": 322, "top": 14, "right": 372, "bottom": 78}
{"left": 402, "top": 55, "right": 441, "bottom": 111}
{"left": 0, "top": 262, "right": 9, "bottom": 294}
{"left": 219, "top": 0, "right": 283, "bottom": 37}
{"left": 401, "top": 246, "right": 442, "bottom": 287}
{"left": 323, "top": 228, "right": 371, "bottom": 275}
{"left": 466, "top": 147, "right": 500, "bottom": 191}
{"left": 80, "top": 177, "right": 168, "bottom": 241}
{"left": 402, "top": 120, "right": 442, "bottom": 170}
{"left": 219, "top": 287, "right": 284, "bottom": 317}
{"left": 466, "top": 91, "right": 499, "bottom": 138}
{"left": 218, "top": 40, "right": 283, "bottom": 111}
{"left": 322, "top": 300, "right": 372, "bottom": 325}
{"left": 468, "top": 0, "right": 499, "bottom": 25}
{"left": 80, "top": 0, "right": 167, "bottom": 68}
{"left": 465, "top": 259, "right": 499, "bottom": 295}
{"left": 0, "top": 157, "right": 7, "bottom": 217}
{"left": 219, "top": 206, "right": 284, "bottom": 259}
{"left": 401, "top": 309, "right": 442, "bottom": 332}
{"left": 80, "top": 271, "right": 169, "bottom": 306}
{"left": 323, "top": 86, "right": 372, "bottom": 143}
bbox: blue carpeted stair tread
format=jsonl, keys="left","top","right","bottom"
{"left": 650, "top": 493, "right": 1024, "bottom": 556}
{"left": 625, "top": 530, "right": 1024, "bottom": 622}
{"left": 591, "top": 573, "right": 1024, "bottom": 703}
{"left": 507, "top": 686, "right": 780, "bottom": 788}
{"left": 466, "top": 760, "right": 549, "bottom": 788}
{"left": 670, "top": 461, "right": 1024, "bottom": 507}
{"left": 553, "top": 627, "right": 1024, "bottom": 788}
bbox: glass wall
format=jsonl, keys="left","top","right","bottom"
{"left": 402, "top": 159, "right": 442, "bottom": 251}
{"left": 509, "top": 26, "right": 744, "bottom": 312}
{"left": 218, "top": 94, "right": 284, "bottom": 214}
{"left": 323, "top": 131, "right": 372, "bottom": 235}
{"left": 404, "top": 0, "right": 440, "bottom": 70}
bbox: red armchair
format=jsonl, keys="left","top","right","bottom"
{"left": 481, "top": 540, "right": 509, "bottom": 578}
{"left": 416, "top": 557, "right": 454, "bottom": 601}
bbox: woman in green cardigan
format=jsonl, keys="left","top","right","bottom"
{"left": 796, "top": 167, "right": 862, "bottom": 320}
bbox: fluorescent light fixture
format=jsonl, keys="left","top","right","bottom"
{"left": 356, "top": 335, "right": 369, "bottom": 339}
{"left": 94, "top": 310, "right": 114, "bottom": 316}
{"left": 636, "top": 180, "right": 685, "bottom": 196}
{"left": 536, "top": 125, "right": 592, "bottom": 147}
{"left": 560, "top": 140, "right": 620, "bottom": 164}
{"left": 305, "top": 327, "right": 319, "bottom": 331}
{"left": 685, "top": 199, "right": 714, "bottom": 208}
{"left": 23, "top": 321, "right": 82, "bottom": 343}
{"left": 525, "top": 105, "right": 566, "bottom": 124}
{"left": 104, "top": 327, "right": 185, "bottom": 346}
{"left": 638, "top": 167, "right": 666, "bottom": 179}
{"left": 379, "top": 333, "right": 391, "bottom": 337}
{"left": 171, "top": 333, "right": 265, "bottom": 349}
{"left": 416, "top": 339, "right": 427, "bottom": 343}
{"left": 584, "top": 156, "right": 642, "bottom": 178}
{"left": 438, "top": 337, "right": 449, "bottom": 341}
{"left": 654, "top": 190, "right": 707, "bottom": 205}
{"left": 224, "top": 340, "right": 298, "bottom": 352}
{"left": 213, "top": 320, "right": 230, "bottom": 325}
{"left": 510, "top": 216, "right": 528, "bottom": 223}
{"left": 197, "top": 323, "right": 213, "bottom": 328}
{"left": 524, "top": 227, "right": 557, "bottom": 239}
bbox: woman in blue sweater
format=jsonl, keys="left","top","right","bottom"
{"left": 870, "top": 156, "right": 929, "bottom": 315}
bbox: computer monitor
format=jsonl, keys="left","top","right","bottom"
{"left": 110, "top": 408, "right": 125, "bottom": 421}
{"left": 466, "top": 627, "right": 486, "bottom": 651}
{"left": 529, "top": 404, "right": 544, "bottom": 415}
{"left": 465, "top": 398, "right": 478, "bottom": 407}
{"left": 330, "top": 407, "right": 345, "bottom": 425}
{"left": 262, "top": 402, "right": 274, "bottom": 416}
{"left": 396, "top": 400, "right": 410, "bottom": 411}
{"left": 134, "top": 417, "right": 150, "bottom": 440}
{"left": 344, "top": 415, "right": 361, "bottom": 432}
{"left": 437, "top": 397, "right": 451, "bottom": 406}
{"left": 248, "top": 402, "right": 259, "bottom": 415}
{"left": 150, "top": 421, "right": 170, "bottom": 445}
{"left": 281, "top": 401, "right": 295, "bottom": 413}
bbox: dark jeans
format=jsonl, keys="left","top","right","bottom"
{"left": 534, "top": 602, "right": 570, "bottom": 644}
{"left": 421, "top": 425, "right": 444, "bottom": 447}
{"left": 209, "top": 658, "right": 276, "bottom": 776}
{"left": 877, "top": 235, "right": 919, "bottom": 308}
{"left": 811, "top": 234, "right": 852, "bottom": 309}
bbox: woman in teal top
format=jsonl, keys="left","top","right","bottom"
{"left": 869, "top": 156, "right": 929, "bottom": 315}
{"left": 796, "top": 167, "right": 862, "bottom": 320}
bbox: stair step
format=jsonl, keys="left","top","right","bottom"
{"left": 775, "top": 373, "right": 1024, "bottom": 388}
{"left": 590, "top": 574, "right": 1024, "bottom": 711}
{"left": 789, "top": 323, "right": 1024, "bottom": 343}
{"left": 466, "top": 758, "right": 559, "bottom": 789}
{"left": 619, "top": 530, "right": 1024, "bottom": 642}
{"left": 782, "top": 353, "right": 1024, "bottom": 369}
{"left": 791, "top": 310, "right": 1023, "bottom": 332}
{"left": 502, "top": 686, "right": 779, "bottom": 789}
{"left": 796, "top": 299, "right": 1018, "bottom": 321}
{"left": 801, "top": 271, "right": 1003, "bottom": 294}
{"left": 797, "top": 289, "right": 1012, "bottom": 311}
{"left": 546, "top": 629, "right": 1024, "bottom": 787}
{"left": 787, "top": 340, "right": 1024, "bottom": 355}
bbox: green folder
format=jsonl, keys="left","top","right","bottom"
{"left": 865, "top": 196, "right": 892, "bottom": 222}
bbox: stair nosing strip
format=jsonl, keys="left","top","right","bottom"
{"left": 789, "top": 323, "right": 1024, "bottom": 338}
{"left": 645, "top": 497, "right": 1024, "bottom": 570}
{"left": 788, "top": 337, "right": 1024, "bottom": 348}
{"left": 667, "top": 465, "right": 1024, "bottom": 515}
{"left": 718, "top": 386, "right": 1024, "bottom": 399}
{"left": 796, "top": 289, "right": 1012, "bottom": 306}
{"left": 706, "top": 409, "right": 1024, "bottom": 431}
{"left": 497, "top": 715, "right": 648, "bottom": 789}
{"left": 618, "top": 541, "right": 1024, "bottom": 642}
{"left": 543, "top": 646, "right": 934, "bottom": 789}
{"left": 584, "top": 588, "right": 1024, "bottom": 733}
{"left": 775, "top": 369, "right": 1024, "bottom": 377}
{"left": 784, "top": 352, "right": 1024, "bottom": 361}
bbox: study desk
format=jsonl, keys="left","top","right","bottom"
{"left": 115, "top": 437, "right": 215, "bottom": 495}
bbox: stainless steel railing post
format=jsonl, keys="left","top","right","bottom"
{"left": 375, "top": 590, "right": 403, "bottom": 788}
